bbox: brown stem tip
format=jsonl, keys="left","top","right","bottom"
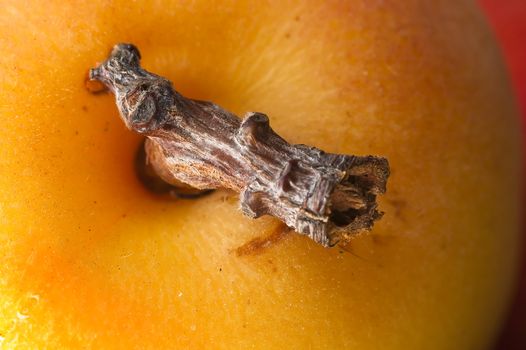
{"left": 89, "top": 43, "right": 390, "bottom": 247}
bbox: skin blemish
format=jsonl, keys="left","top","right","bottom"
{"left": 235, "top": 224, "right": 291, "bottom": 257}
{"left": 371, "top": 234, "right": 397, "bottom": 246}
{"left": 337, "top": 241, "right": 368, "bottom": 261}
{"left": 386, "top": 198, "right": 407, "bottom": 220}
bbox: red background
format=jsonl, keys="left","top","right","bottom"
{"left": 478, "top": 0, "right": 526, "bottom": 348}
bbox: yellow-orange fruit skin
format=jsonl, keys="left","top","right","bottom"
{"left": 0, "top": 1, "right": 521, "bottom": 349}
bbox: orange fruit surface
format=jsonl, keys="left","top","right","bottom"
{"left": 0, "top": 1, "right": 522, "bottom": 349}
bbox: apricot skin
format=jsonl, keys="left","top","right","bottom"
{"left": 0, "top": 1, "right": 522, "bottom": 349}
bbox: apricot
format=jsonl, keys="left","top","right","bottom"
{"left": 0, "top": 1, "right": 521, "bottom": 349}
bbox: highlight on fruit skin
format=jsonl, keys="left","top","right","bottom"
{"left": 89, "top": 43, "right": 390, "bottom": 247}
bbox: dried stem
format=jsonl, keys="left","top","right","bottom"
{"left": 89, "top": 43, "right": 390, "bottom": 247}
